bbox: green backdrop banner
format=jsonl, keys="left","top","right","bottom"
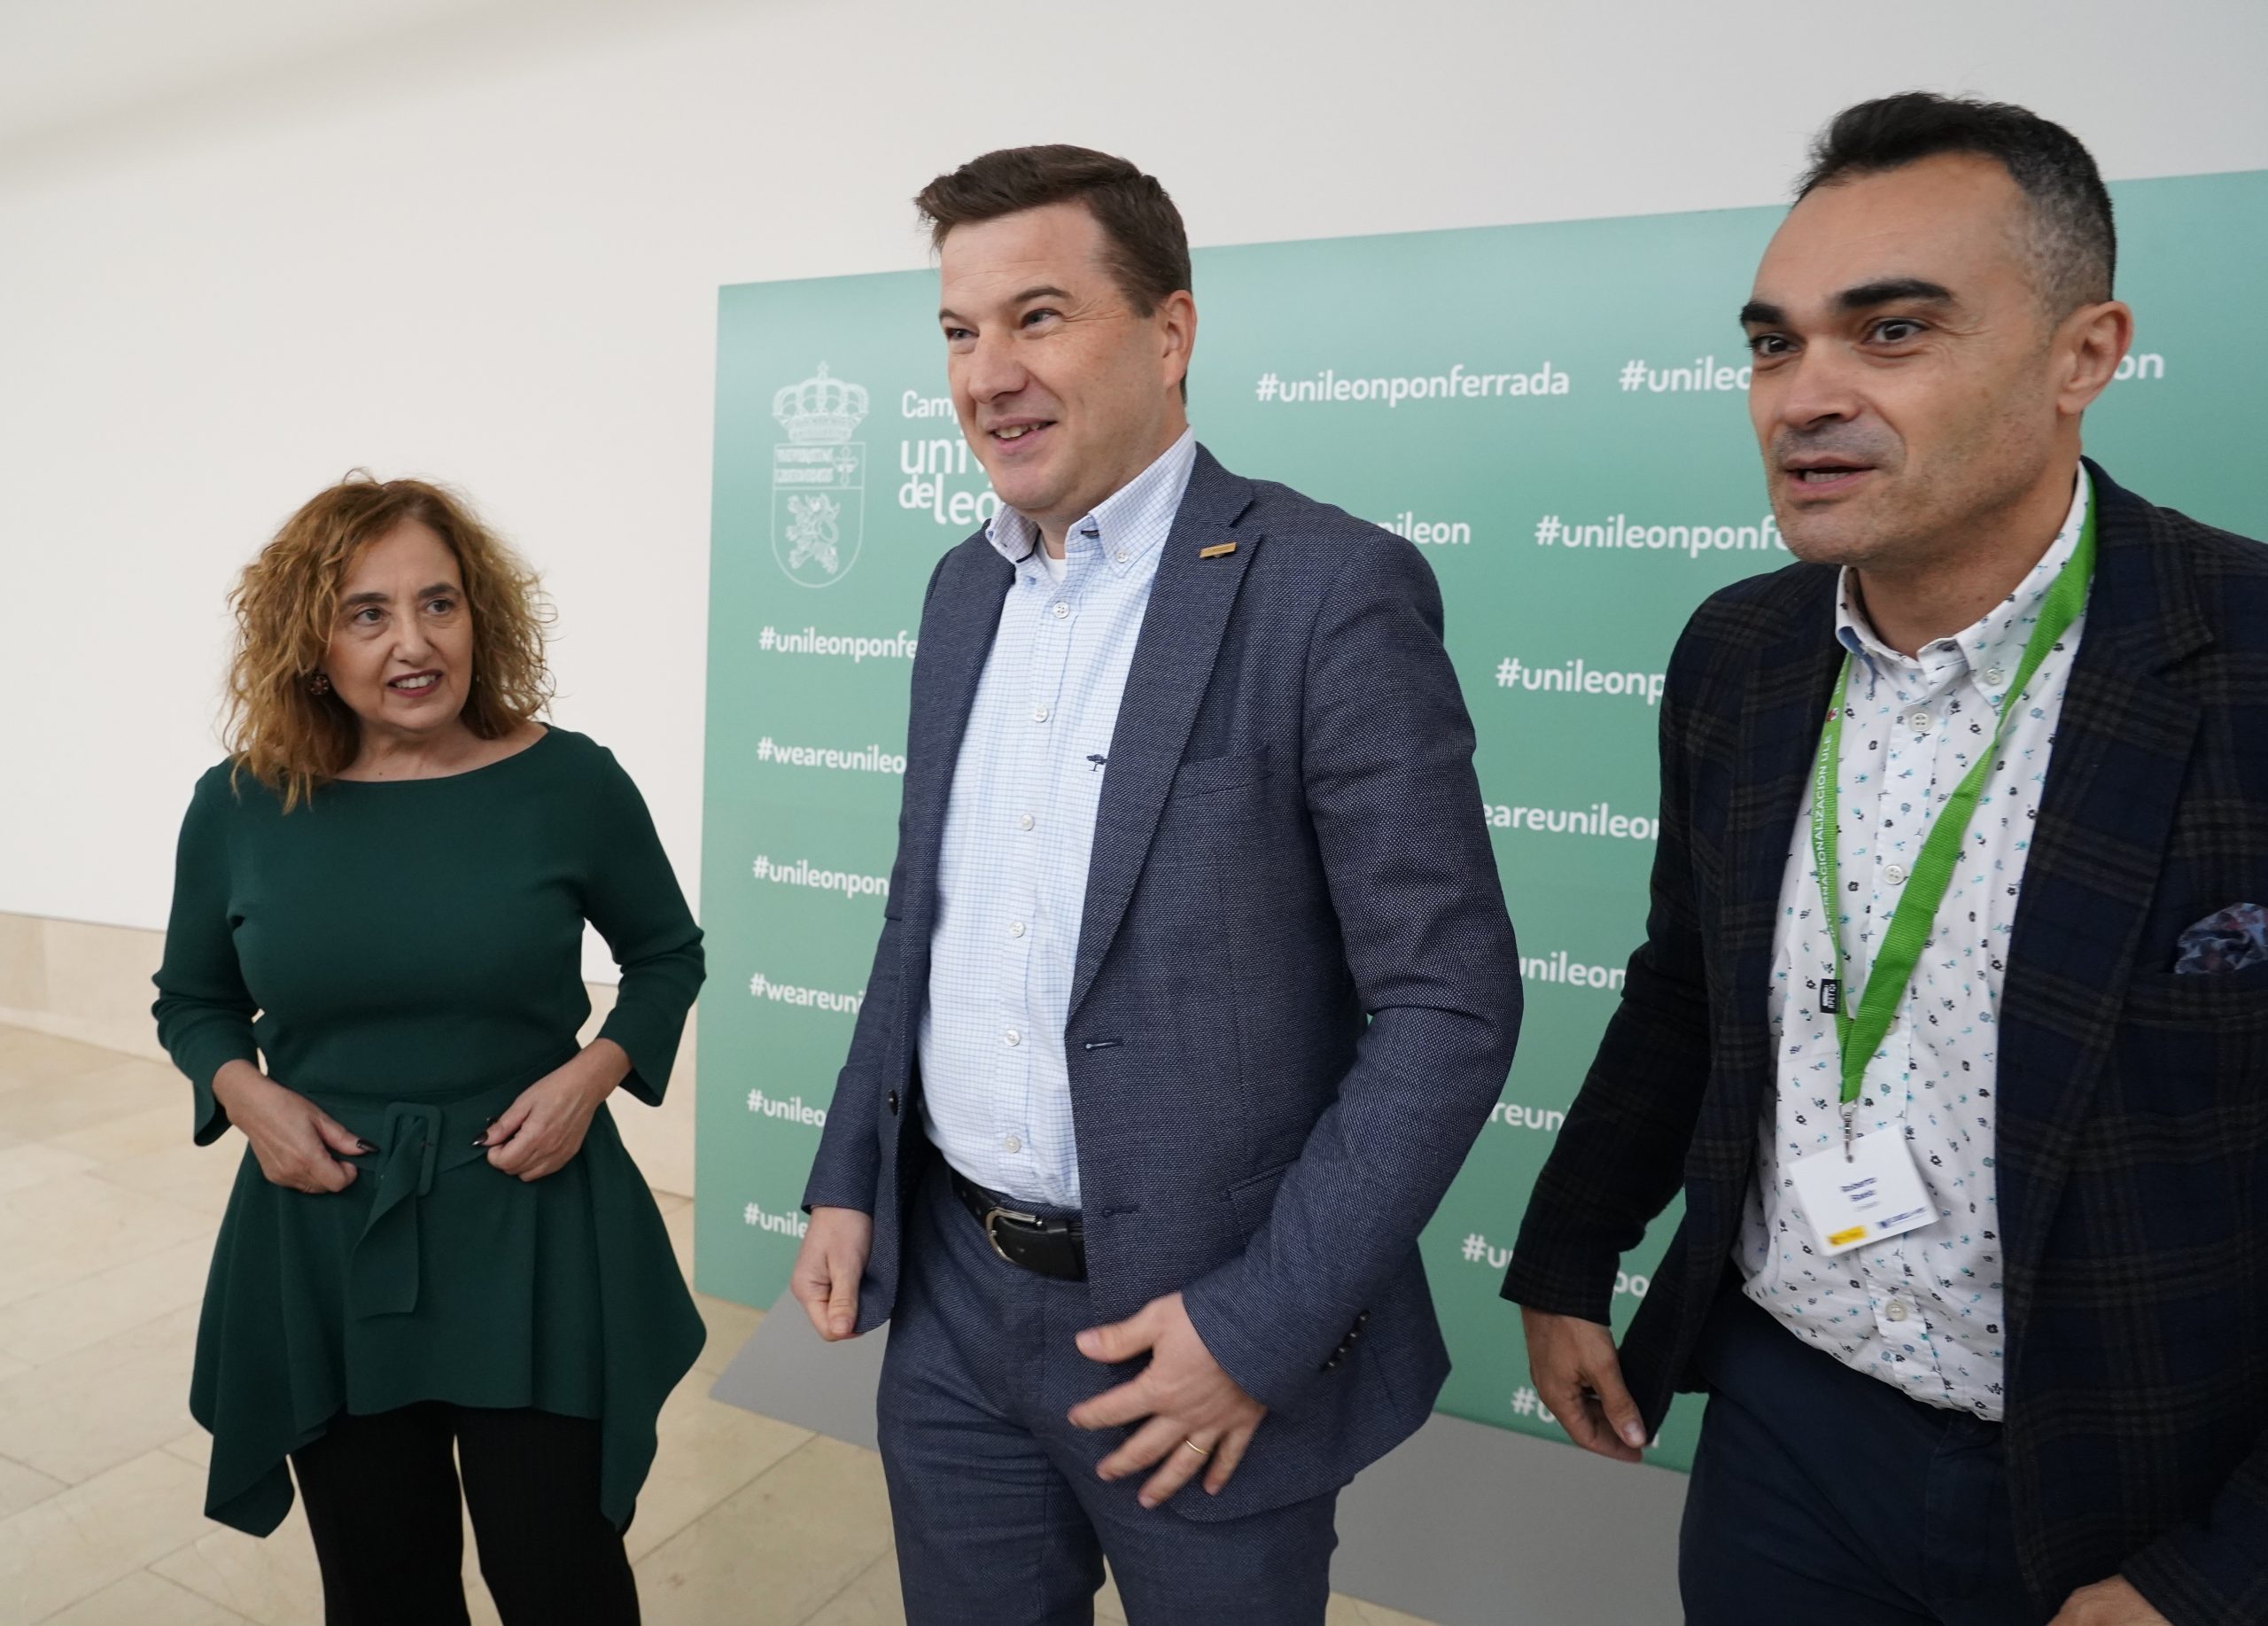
{"left": 697, "top": 170, "right": 2268, "bottom": 1472}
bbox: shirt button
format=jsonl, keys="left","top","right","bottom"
{"left": 1984, "top": 665, "right": 2006, "bottom": 687}
{"left": 1907, "top": 710, "right": 1931, "bottom": 731}
{"left": 1018, "top": 813, "right": 1034, "bottom": 831}
{"left": 1004, "top": 1029, "right": 1021, "bottom": 1047}
{"left": 1115, "top": 549, "right": 1128, "bottom": 564}
{"left": 1052, "top": 602, "right": 1070, "bottom": 620}
{"left": 1884, "top": 1300, "right": 1911, "bottom": 1322}
{"left": 1884, "top": 863, "right": 1908, "bottom": 885}
{"left": 1003, "top": 1135, "right": 1022, "bottom": 1154}
{"left": 1008, "top": 921, "right": 1025, "bottom": 938}
{"left": 1032, "top": 705, "right": 1050, "bottom": 722}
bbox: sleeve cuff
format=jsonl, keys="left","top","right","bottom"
{"left": 1500, "top": 1243, "right": 1619, "bottom": 1326}
{"left": 800, "top": 1185, "right": 875, "bottom": 1217}
{"left": 2121, "top": 1515, "right": 2268, "bottom": 1624}
{"left": 1181, "top": 1271, "right": 1330, "bottom": 1417}
{"left": 185, "top": 1042, "right": 258, "bottom": 1147}
{"left": 596, "top": 1007, "right": 687, "bottom": 1107}
{"left": 802, "top": 1068, "right": 884, "bottom": 1214}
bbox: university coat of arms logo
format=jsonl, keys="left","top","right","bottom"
{"left": 770, "top": 363, "right": 867, "bottom": 587}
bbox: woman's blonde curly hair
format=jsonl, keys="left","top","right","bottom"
{"left": 225, "top": 473, "right": 553, "bottom": 810}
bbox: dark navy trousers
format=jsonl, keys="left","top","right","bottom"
{"left": 877, "top": 1157, "right": 1339, "bottom": 1626}
{"left": 1681, "top": 1286, "right": 2049, "bottom": 1625}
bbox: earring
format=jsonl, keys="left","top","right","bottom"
{"left": 307, "top": 673, "right": 331, "bottom": 696}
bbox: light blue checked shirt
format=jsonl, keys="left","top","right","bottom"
{"left": 918, "top": 429, "right": 1199, "bottom": 1207}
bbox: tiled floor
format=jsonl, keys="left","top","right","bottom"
{"left": 0, "top": 1024, "right": 1435, "bottom": 1625}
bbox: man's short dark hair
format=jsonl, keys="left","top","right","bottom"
{"left": 1798, "top": 92, "right": 2116, "bottom": 315}
{"left": 915, "top": 144, "right": 1192, "bottom": 315}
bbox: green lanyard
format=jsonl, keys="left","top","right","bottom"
{"left": 1809, "top": 502, "right": 2096, "bottom": 1157}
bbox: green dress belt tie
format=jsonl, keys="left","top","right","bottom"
{"left": 322, "top": 1080, "right": 526, "bottom": 1322}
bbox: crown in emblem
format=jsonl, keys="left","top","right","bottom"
{"left": 773, "top": 363, "right": 869, "bottom": 445}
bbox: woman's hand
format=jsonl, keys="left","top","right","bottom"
{"left": 213, "top": 1060, "right": 370, "bottom": 1194}
{"left": 479, "top": 1039, "right": 632, "bottom": 1181}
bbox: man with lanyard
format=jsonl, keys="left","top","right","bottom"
{"left": 1508, "top": 94, "right": 2268, "bottom": 1626}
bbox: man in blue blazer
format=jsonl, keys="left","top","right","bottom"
{"left": 1511, "top": 96, "right": 2268, "bottom": 1626}
{"left": 791, "top": 145, "right": 1520, "bottom": 1622}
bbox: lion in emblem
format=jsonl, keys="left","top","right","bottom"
{"left": 784, "top": 493, "right": 843, "bottom": 576}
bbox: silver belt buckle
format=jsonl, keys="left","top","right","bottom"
{"left": 982, "top": 1202, "right": 1041, "bottom": 1264}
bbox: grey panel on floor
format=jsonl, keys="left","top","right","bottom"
{"left": 711, "top": 1287, "right": 887, "bottom": 1451}
{"left": 1333, "top": 1409, "right": 1685, "bottom": 1625}
{"left": 713, "top": 1289, "right": 1686, "bottom": 1625}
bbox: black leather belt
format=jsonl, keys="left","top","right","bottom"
{"left": 950, "top": 1169, "right": 1087, "bottom": 1281}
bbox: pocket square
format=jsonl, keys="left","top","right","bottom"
{"left": 2173, "top": 903, "right": 2268, "bottom": 975}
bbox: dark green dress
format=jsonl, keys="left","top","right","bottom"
{"left": 151, "top": 727, "right": 706, "bottom": 1537}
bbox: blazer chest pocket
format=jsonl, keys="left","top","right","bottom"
{"left": 2111, "top": 966, "right": 2268, "bottom": 1132}
{"left": 1154, "top": 748, "right": 1272, "bottom": 871}
{"left": 1168, "top": 747, "right": 1271, "bottom": 800}
{"left": 2121, "top": 962, "right": 2268, "bottom": 1031}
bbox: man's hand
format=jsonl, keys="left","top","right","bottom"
{"left": 791, "top": 1206, "right": 874, "bottom": 1340}
{"left": 213, "top": 1060, "right": 368, "bottom": 1194}
{"left": 1521, "top": 1305, "right": 1649, "bottom": 1463}
{"left": 481, "top": 1039, "right": 629, "bottom": 1181}
{"left": 2049, "top": 1578, "right": 2170, "bottom": 1625}
{"left": 1068, "top": 1291, "right": 1268, "bottom": 1507}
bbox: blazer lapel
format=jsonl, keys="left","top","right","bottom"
{"left": 1689, "top": 576, "right": 1844, "bottom": 1195}
{"left": 1995, "top": 462, "right": 2210, "bottom": 1288}
{"left": 901, "top": 543, "right": 1015, "bottom": 926}
{"left": 1068, "top": 447, "right": 1258, "bottom": 1019}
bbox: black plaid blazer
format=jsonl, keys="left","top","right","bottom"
{"left": 1505, "top": 462, "right": 2268, "bottom": 1622}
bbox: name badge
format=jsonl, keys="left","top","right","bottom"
{"left": 1786, "top": 1131, "right": 1936, "bottom": 1256}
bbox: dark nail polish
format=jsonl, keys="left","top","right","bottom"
{"left": 472, "top": 1135, "right": 488, "bottom": 1148}
{"left": 356, "top": 1140, "right": 377, "bottom": 1154}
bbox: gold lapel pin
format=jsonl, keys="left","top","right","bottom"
{"left": 1199, "top": 541, "right": 1238, "bottom": 559}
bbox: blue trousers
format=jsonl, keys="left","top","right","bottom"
{"left": 1680, "top": 1286, "right": 2048, "bottom": 1625}
{"left": 876, "top": 1158, "right": 1339, "bottom": 1626}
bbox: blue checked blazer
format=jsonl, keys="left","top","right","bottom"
{"left": 1505, "top": 462, "right": 2268, "bottom": 1622}
{"left": 806, "top": 444, "right": 1523, "bottom": 1520}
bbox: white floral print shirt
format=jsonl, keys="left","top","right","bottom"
{"left": 1739, "top": 469, "right": 2091, "bottom": 1419}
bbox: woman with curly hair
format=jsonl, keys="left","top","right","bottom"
{"left": 151, "top": 474, "right": 704, "bottom": 1624}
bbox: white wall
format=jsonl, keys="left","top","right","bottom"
{"left": 6, "top": 0, "right": 2266, "bottom": 973}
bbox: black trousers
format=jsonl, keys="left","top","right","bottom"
{"left": 1679, "top": 1287, "right": 2044, "bottom": 1626}
{"left": 290, "top": 1402, "right": 640, "bottom": 1626}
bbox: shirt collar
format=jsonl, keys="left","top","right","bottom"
{"left": 985, "top": 429, "right": 1198, "bottom": 579}
{"left": 1836, "top": 463, "right": 2091, "bottom": 690}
